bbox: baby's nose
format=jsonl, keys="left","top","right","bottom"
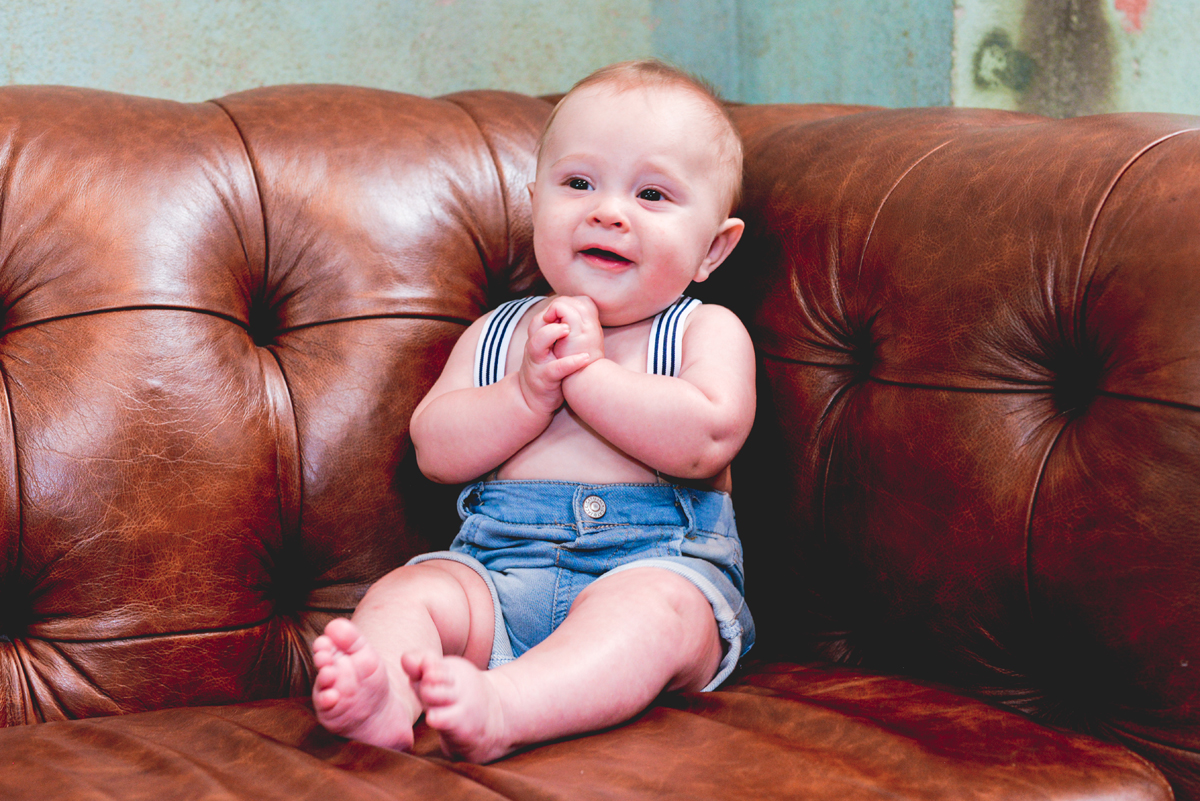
{"left": 590, "top": 195, "right": 628, "bottom": 228}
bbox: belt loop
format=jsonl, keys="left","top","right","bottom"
{"left": 572, "top": 485, "right": 587, "bottom": 535}
{"left": 672, "top": 486, "right": 697, "bottom": 533}
{"left": 458, "top": 481, "right": 483, "bottom": 519}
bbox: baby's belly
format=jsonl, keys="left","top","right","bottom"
{"left": 495, "top": 408, "right": 730, "bottom": 491}
{"left": 496, "top": 408, "right": 658, "bottom": 484}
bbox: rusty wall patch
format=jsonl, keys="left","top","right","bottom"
{"left": 1018, "top": 0, "right": 1115, "bottom": 117}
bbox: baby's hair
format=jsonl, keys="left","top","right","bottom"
{"left": 536, "top": 59, "right": 744, "bottom": 213}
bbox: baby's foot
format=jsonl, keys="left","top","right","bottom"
{"left": 402, "top": 653, "right": 515, "bottom": 763}
{"left": 311, "top": 618, "right": 416, "bottom": 751}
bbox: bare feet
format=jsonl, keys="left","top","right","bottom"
{"left": 402, "top": 652, "right": 516, "bottom": 763}
{"left": 311, "top": 618, "right": 417, "bottom": 750}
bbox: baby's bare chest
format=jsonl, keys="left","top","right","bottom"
{"left": 498, "top": 319, "right": 659, "bottom": 481}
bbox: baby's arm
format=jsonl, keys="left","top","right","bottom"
{"left": 410, "top": 303, "right": 590, "bottom": 484}
{"left": 561, "top": 303, "right": 755, "bottom": 479}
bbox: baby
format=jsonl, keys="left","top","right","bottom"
{"left": 310, "top": 59, "right": 756, "bottom": 763}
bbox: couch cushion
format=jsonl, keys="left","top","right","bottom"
{"left": 720, "top": 103, "right": 1200, "bottom": 798}
{"left": 0, "top": 85, "right": 552, "bottom": 724}
{"left": 0, "top": 663, "right": 1169, "bottom": 800}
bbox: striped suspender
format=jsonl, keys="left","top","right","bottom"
{"left": 472, "top": 294, "right": 701, "bottom": 386}
{"left": 473, "top": 296, "right": 546, "bottom": 387}
{"left": 647, "top": 295, "right": 701, "bottom": 377}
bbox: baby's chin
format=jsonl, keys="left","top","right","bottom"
{"left": 595, "top": 302, "right": 676, "bottom": 328}
{"left": 541, "top": 281, "right": 680, "bottom": 327}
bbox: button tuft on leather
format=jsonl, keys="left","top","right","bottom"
{"left": 582, "top": 495, "right": 606, "bottom": 519}
{"left": 1049, "top": 345, "right": 1105, "bottom": 419}
{"left": 844, "top": 321, "right": 876, "bottom": 381}
{"left": 247, "top": 298, "right": 281, "bottom": 347}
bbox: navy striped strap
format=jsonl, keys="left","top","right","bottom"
{"left": 473, "top": 294, "right": 700, "bottom": 386}
{"left": 647, "top": 295, "right": 701, "bottom": 377}
{"left": 473, "top": 296, "right": 546, "bottom": 387}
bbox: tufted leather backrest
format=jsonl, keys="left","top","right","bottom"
{"left": 719, "top": 104, "right": 1200, "bottom": 797}
{"left": 0, "top": 85, "right": 551, "bottom": 723}
{"left": 2, "top": 84, "right": 1199, "bottom": 798}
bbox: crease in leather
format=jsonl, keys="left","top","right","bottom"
{"left": 442, "top": 94, "right": 513, "bottom": 288}
{"left": 26, "top": 614, "right": 278, "bottom": 645}
{"left": 208, "top": 97, "right": 272, "bottom": 309}
{"left": 18, "top": 639, "right": 74, "bottom": 722}
{"left": 854, "top": 139, "right": 952, "bottom": 289}
{"left": 68, "top": 719, "right": 295, "bottom": 798}
{"left": 0, "top": 356, "right": 22, "bottom": 578}
{"left": 1, "top": 302, "right": 474, "bottom": 341}
{"left": 760, "top": 353, "right": 1200, "bottom": 417}
{"left": 258, "top": 344, "right": 302, "bottom": 557}
{"left": 1071, "top": 127, "right": 1200, "bottom": 339}
{"left": 1022, "top": 417, "right": 1069, "bottom": 640}
{"left": 40, "top": 637, "right": 122, "bottom": 712}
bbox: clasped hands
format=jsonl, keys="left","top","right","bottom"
{"left": 518, "top": 296, "right": 605, "bottom": 417}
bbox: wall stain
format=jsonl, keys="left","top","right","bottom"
{"left": 972, "top": 29, "right": 1036, "bottom": 92}
{"left": 1018, "top": 0, "right": 1115, "bottom": 117}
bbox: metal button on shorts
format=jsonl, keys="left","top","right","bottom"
{"left": 582, "top": 495, "right": 606, "bottom": 519}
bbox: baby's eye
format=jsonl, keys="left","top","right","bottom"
{"left": 638, "top": 188, "right": 664, "bottom": 202}
{"left": 567, "top": 177, "right": 591, "bottom": 191}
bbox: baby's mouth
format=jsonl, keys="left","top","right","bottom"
{"left": 581, "top": 248, "right": 632, "bottom": 265}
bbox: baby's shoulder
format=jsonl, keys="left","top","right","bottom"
{"left": 470, "top": 295, "right": 551, "bottom": 385}
{"left": 682, "top": 302, "right": 750, "bottom": 339}
{"left": 678, "top": 303, "right": 755, "bottom": 373}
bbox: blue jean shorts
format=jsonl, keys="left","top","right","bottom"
{"left": 407, "top": 480, "right": 754, "bottom": 691}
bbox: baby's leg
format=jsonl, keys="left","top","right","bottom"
{"left": 409, "top": 567, "right": 721, "bottom": 762}
{"left": 311, "top": 560, "right": 494, "bottom": 750}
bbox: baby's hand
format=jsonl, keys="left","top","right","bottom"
{"left": 519, "top": 305, "right": 592, "bottom": 417}
{"left": 546, "top": 296, "right": 604, "bottom": 365}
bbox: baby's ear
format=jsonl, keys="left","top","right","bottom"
{"left": 693, "top": 217, "right": 745, "bottom": 283}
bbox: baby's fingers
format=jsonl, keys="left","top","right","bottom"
{"left": 542, "top": 302, "right": 567, "bottom": 325}
{"left": 546, "top": 296, "right": 585, "bottom": 329}
{"left": 566, "top": 295, "right": 600, "bottom": 327}
{"left": 543, "top": 352, "right": 590, "bottom": 381}
{"left": 527, "top": 321, "right": 570, "bottom": 359}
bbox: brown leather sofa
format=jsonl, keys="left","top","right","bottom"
{"left": 0, "top": 84, "right": 1195, "bottom": 800}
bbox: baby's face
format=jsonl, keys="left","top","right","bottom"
{"left": 530, "top": 85, "right": 737, "bottom": 327}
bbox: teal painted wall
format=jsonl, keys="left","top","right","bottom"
{"left": 0, "top": 1, "right": 657, "bottom": 101}
{"left": 1, "top": 1, "right": 1196, "bottom": 113}
{"left": 0, "top": 0, "right": 952, "bottom": 105}
{"left": 649, "top": 0, "right": 740, "bottom": 99}
{"left": 734, "top": 0, "right": 954, "bottom": 106}
{"left": 651, "top": 0, "right": 955, "bottom": 106}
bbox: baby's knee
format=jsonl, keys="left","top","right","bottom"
{"left": 353, "top": 565, "right": 458, "bottom": 622}
{"left": 357, "top": 560, "right": 494, "bottom": 662}
{"left": 579, "top": 567, "right": 723, "bottom": 688}
{"left": 582, "top": 567, "right": 711, "bottom": 625}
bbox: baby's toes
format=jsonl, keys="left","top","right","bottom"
{"left": 400, "top": 651, "right": 433, "bottom": 683}
{"left": 313, "top": 664, "right": 335, "bottom": 692}
{"left": 312, "top": 640, "right": 337, "bottom": 670}
{"left": 312, "top": 666, "right": 345, "bottom": 710}
{"left": 417, "top": 677, "right": 459, "bottom": 708}
{"left": 423, "top": 703, "right": 466, "bottom": 731}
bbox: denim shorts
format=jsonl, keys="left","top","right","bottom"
{"left": 407, "top": 480, "right": 755, "bottom": 691}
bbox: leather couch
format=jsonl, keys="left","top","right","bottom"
{"left": 0, "top": 84, "right": 1195, "bottom": 800}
